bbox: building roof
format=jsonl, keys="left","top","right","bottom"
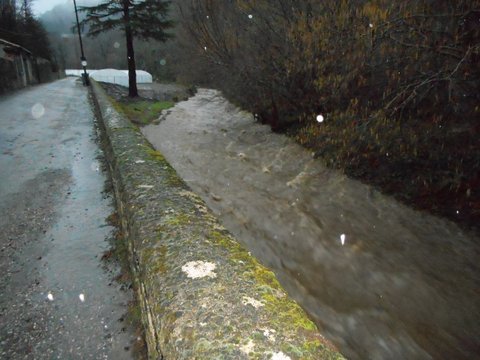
{"left": 0, "top": 38, "right": 32, "bottom": 55}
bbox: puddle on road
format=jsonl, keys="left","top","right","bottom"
{"left": 143, "top": 89, "right": 480, "bottom": 359}
{"left": 33, "top": 95, "right": 139, "bottom": 359}
{"left": 38, "top": 139, "right": 137, "bottom": 359}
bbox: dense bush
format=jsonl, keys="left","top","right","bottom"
{"left": 174, "top": 0, "right": 479, "bottom": 127}
{"left": 171, "top": 0, "right": 480, "bottom": 228}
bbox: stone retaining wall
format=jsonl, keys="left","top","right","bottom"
{"left": 90, "top": 79, "right": 345, "bottom": 360}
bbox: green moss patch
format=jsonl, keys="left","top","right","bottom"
{"left": 113, "top": 99, "right": 174, "bottom": 126}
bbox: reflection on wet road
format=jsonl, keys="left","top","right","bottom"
{"left": 143, "top": 89, "right": 480, "bottom": 359}
{"left": 0, "top": 78, "right": 136, "bottom": 359}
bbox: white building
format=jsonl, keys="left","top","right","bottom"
{"left": 65, "top": 68, "right": 153, "bottom": 87}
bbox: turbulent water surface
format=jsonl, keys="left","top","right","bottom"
{"left": 143, "top": 89, "right": 480, "bottom": 359}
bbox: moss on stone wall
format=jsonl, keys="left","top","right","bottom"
{"left": 91, "top": 79, "right": 346, "bottom": 360}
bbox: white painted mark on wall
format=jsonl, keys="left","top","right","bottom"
{"left": 138, "top": 185, "right": 154, "bottom": 189}
{"left": 182, "top": 261, "right": 217, "bottom": 279}
{"left": 240, "top": 339, "right": 255, "bottom": 354}
{"left": 271, "top": 352, "right": 292, "bottom": 360}
{"left": 242, "top": 296, "right": 264, "bottom": 308}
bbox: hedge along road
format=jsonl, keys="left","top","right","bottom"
{"left": 0, "top": 78, "right": 137, "bottom": 359}
{"left": 142, "top": 88, "right": 480, "bottom": 360}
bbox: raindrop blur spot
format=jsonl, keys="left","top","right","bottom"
{"left": 113, "top": 41, "right": 120, "bottom": 49}
{"left": 271, "top": 352, "right": 292, "bottom": 360}
{"left": 90, "top": 161, "right": 100, "bottom": 172}
{"left": 47, "top": 292, "right": 54, "bottom": 301}
{"left": 204, "top": 46, "right": 207, "bottom": 51}
{"left": 340, "top": 234, "right": 346, "bottom": 246}
{"left": 159, "top": 59, "right": 167, "bottom": 66}
{"left": 456, "top": 210, "right": 460, "bottom": 214}
{"left": 369, "top": 23, "right": 374, "bottom": 28}
{"left": 31, "top": 103, "right": 45, "bottom": 119}
{"left": 316, "top": 114, "right": 324, "bottom": 123}
{"left": 248, "top": 14, "right": 253, "bottom": 19}
{"left": 79, "top": 293, "right": 85, "bottom": 302}
{"left": 206, "top": 15, "right": 209, "bottom": 19}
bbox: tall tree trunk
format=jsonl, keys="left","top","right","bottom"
{"left": 123, "top": 0, "right": 137, "bottom": 97}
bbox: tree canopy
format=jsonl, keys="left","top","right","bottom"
{"left": 80, "top": 0, "right": 173, "bottom": 96}
{"left": 0, "top": 0, "right": 53, "bottom": 60}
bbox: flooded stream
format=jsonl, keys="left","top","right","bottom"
{"left": 143, "top": 89, "right": 480, "bottom": 359}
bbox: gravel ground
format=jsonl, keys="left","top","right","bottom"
{"left": 100, "top": 81, "right": 194, "bottom": 103}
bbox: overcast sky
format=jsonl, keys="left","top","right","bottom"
{"left": 32, "top": 0, "right": 66, "bottom": 15}
{"left": 32, "top": 0, "right": 94, "bottom": 16}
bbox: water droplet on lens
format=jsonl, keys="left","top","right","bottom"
{"left": 90, "top": 161, "right": 99, "bottom": 172}
{"left": 340, "top": 234, "right": 346, "bottom": 245}
{"left": 113, "top": 41, "right": 120, "bottom": 49}
{"left": 316, "top": 114, "right": 324, "bottom": 123}
{"left": 31, "top": 103, "right": 45, "bottom": 119}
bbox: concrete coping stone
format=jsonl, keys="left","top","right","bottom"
{"left": 90, "top": 79, "right": 345, "bottom": 360}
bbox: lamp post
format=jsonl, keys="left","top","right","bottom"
{"left": 73, "top": 0, "right": 89, "bottom": 86}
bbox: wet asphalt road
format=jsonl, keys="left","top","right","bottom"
{"left": 0, "top": 78, "right": 137, "bottom": 359}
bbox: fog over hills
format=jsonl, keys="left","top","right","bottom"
{"left": 40, "top": 0, "right": 99, "bottom": 35}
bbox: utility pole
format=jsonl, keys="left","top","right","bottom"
{"left": 73, "top": 0, "right": 89, "bottom": 86}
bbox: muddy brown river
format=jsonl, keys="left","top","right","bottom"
{"left": 143, "top": 89, "right": 480, "bottom": 359}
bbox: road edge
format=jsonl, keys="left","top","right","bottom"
{"left": 89, "top": 79, "right": 345, "bottom": 360}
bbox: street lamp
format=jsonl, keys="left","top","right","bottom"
{"left": 73, "top": 0, "right": 89, "bottom": 86}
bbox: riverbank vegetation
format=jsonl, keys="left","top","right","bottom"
{"left": 114, "top": 99, "right": 174, "bottom": 126}
{"left": 99, "top": 82, "right": 192, "bottom": 126}
{"left": 168, "top": 0, "right": 479, "bottom": 231}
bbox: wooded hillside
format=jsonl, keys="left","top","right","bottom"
{"left": 0, "top": 0, "right": 52, "bottom": 60}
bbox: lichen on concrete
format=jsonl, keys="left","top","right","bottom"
{"left": 90, "top": 80, "right": 345, "bottom": 360}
